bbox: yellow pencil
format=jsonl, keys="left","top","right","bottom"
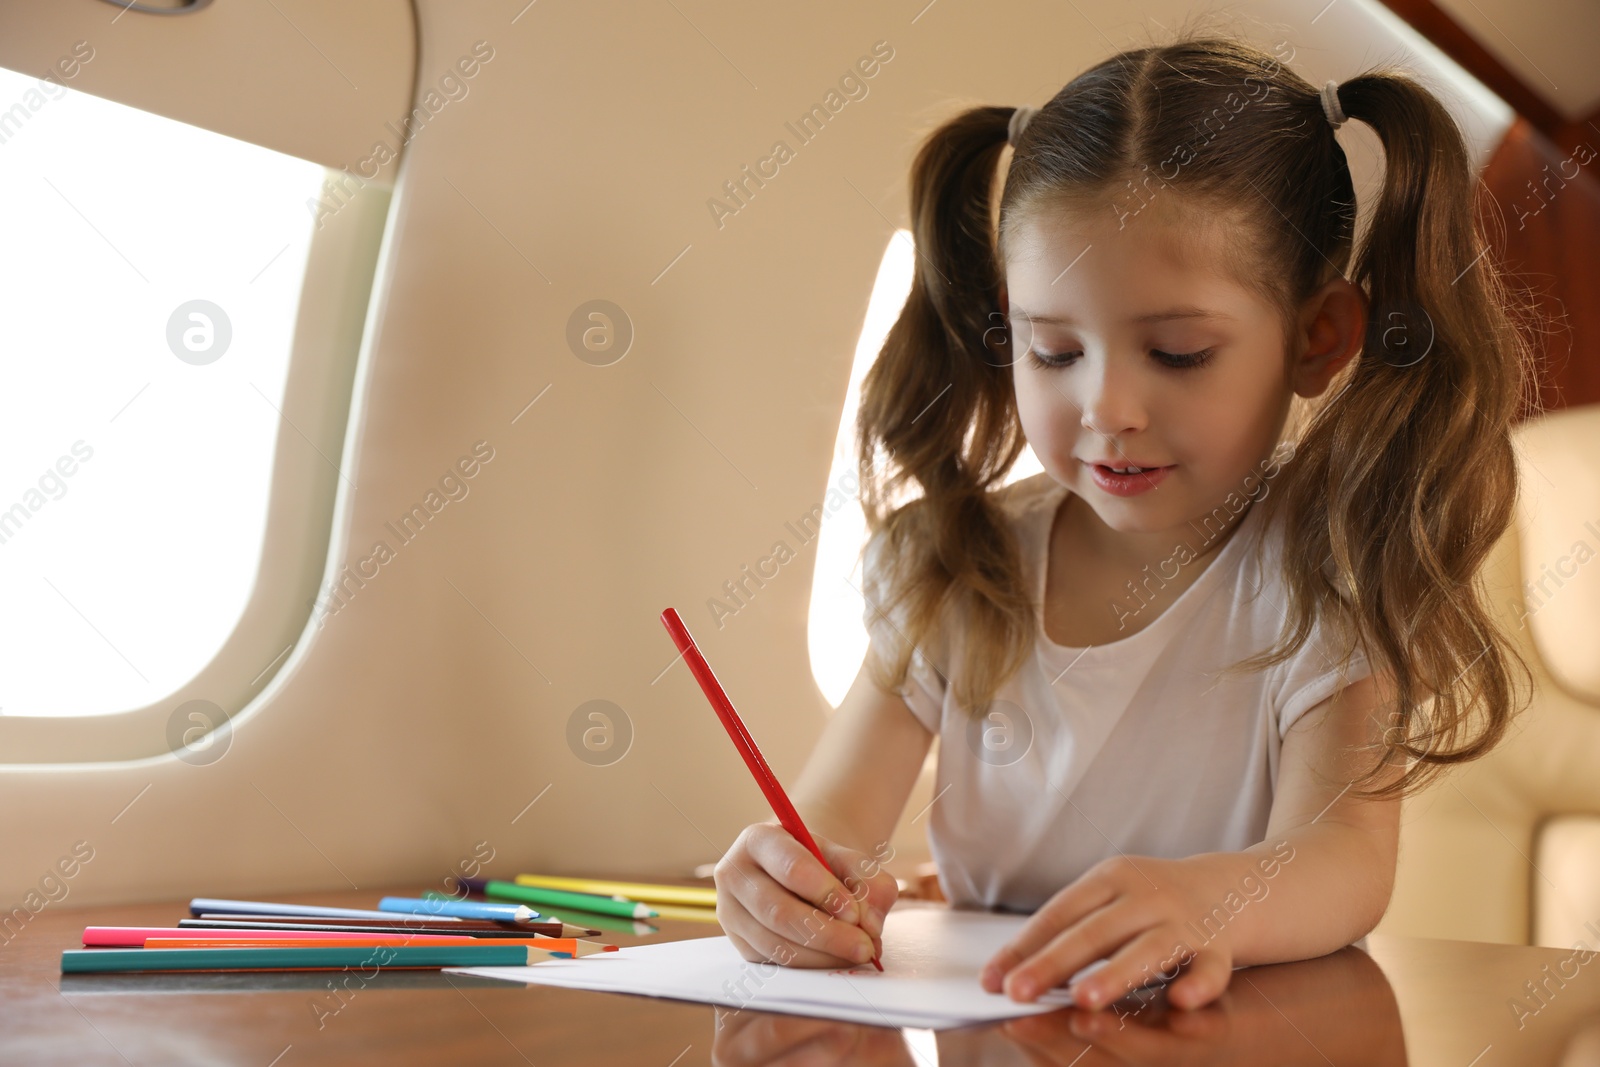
{"left": 512, "top": 874, "right": 716, "bottom": 909}
{"left": 650, "top": 904, "right": 722, "bottom": 925}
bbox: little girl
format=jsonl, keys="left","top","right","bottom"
{"left": 713, "top": 33, "right": 1536, "bottom": 1013}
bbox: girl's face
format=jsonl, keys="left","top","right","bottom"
{"left": 1003, "top": 198, "right": 1296, "bottom": 553}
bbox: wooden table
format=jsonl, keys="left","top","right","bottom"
{"left": 3, "top": 884, "right": 1599, "bottom": 1065}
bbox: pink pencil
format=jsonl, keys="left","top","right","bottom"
{"left": 81, "top": 926, "right": 487, "bottom": 947}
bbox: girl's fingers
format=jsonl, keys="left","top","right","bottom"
{"left": 724, "top": 926, "right": 758, "bottom": 962}
{"left": 1063, "top": 927, "right": 1198, "bottom": 1010}
{"left": 721, "top": 889, "right": 844, "bottom": 967}
{"left": 721, "top": 866, "right": 876, "bottom": 966}
{"left": 1164, "top": 948, "right": 1234, "bottom": 1010}
{"left": 814, "top": 838, "right": 898, "bottom": 939}
{"left": 989, "top": 897, "right": 1149, "bottom": 1000}
{"left": 981, "top": 877, "right": 1122, "bottom": 989}
{"left": 723, "top": 901, "right": 852, "bottom": 969}
{"left": 744, "top": 825, "right": 864, "bottom": 926}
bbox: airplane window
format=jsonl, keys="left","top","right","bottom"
{"left": 807, "top": 232, "right": 1042, "bottom": 709}
{"left": 0, "top": 64, "right": 326, "bottom": 717}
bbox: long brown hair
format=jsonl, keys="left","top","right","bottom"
{"left": 855, "top": 33, "right": 1540, "bottom": 801}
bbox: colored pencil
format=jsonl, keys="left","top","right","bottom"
{"left": 83, "top": 927, "right": 464, "bottom": 947}
{"left": 178, "top": 918, "right": 595, "bottom": 938}
{"left": 650, "top": 903, "right": 722, "bottom": 924}
{"left": 61, "top": 944, "right": 574, "bottom": 974}
{"left": 188, "top": 899, "right": 463, "bottom": 922}
{"left": 517, "top": 903, "right": 658, "bottom": 936}
{"left": 194, "top": 914, "right": 518, "bottom": 929}
{"left": 144, "top": 937, "right": 617, "bottom": 955}
{"left": 506, "top": 875, "right": 717, "bottom": 909}
{"left": 377, "top": 896, "right": 540, "bottom": 923}
{"left": 475, "top": 879, "right": 657, "bottom": 919}
{"left": 660, "top": 606, "right": 882, "bottom": 970}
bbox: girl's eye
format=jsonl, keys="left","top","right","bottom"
{"left": 1153, "top": 347, "right": 1216, "bottom": 369}
{"left": 1025, "top": 348, "right": 1216, "bottom": 370}
{"left": 1026, "top": 349, "right": 1079, "bottom": 369}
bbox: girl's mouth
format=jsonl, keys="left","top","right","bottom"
{"left": 1084, "top": 461, "right": 1173, "bottom": 496}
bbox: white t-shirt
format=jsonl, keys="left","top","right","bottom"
{"left": 863, "top": 472, "right": 1372, "bottom": 912}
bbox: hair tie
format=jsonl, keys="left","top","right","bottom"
{"left": 1320, "top": 80, "right": 1347, "bottom": 129}
{"left": 1008, "top": 105, "right": 1038, "bottom": 147}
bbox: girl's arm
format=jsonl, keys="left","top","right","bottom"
{"left": 979, "top": 667, "right": 1402, "bottom": 1010}
{"left": 1211, "top": 666, "right": 1402, "bottom": 967}
{"left": 712, "top": 663, "right": 933, "bottom": 968}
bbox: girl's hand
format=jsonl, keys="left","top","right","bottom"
{"left": 714, "top": 820, "right": 898, "bottom": 969}
{"left": 979, "top": 855, "right": 1235, "bottom": 1010}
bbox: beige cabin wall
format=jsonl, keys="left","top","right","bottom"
{"left": 0, "top": 0, "right": 1510, "bottom": 913}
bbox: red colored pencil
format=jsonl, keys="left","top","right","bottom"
{"left": 660, "top": 607, "right": 882, "bottom": 970}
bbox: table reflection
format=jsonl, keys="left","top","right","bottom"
{"left": 711, "top": 943, "right": 1405, "bottom": 1066}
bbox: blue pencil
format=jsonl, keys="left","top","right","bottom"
{"left": 188, "top": 898, "right": 460, "bottom": 922}
{"left": 377, "top": 896, "right": 541, "bottom": 922}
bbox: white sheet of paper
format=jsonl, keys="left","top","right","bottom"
{"left": 446, "top": 903, "right": 1107, "bottom": 1030}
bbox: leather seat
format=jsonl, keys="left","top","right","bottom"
{"left": 1379, "top": 403, "right": 1600, "bottom": 948}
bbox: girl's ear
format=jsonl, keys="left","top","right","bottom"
{"left": 1289, "top": 276, "right": 1368, "bottom": 399}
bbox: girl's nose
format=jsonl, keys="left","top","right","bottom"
{"left": 1077, "top": 357, "right": 1148, "bottom": 438}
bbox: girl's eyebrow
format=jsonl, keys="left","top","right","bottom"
{"left": 1011, "top": 305, "right": 1234, "bottom": 325}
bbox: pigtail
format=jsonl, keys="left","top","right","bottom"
{"left": 856, "top": 106, "right": 1034, "bottom": 718}
{"left": 1242, "top": 71, "right": 1538, "bottom": 800}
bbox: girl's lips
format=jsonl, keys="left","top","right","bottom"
{"left": 1085, "top": 462, "right": 1173, "bottom": 497}
{"left": 1080, "top": 458, "right": 1169, "bottom": 470}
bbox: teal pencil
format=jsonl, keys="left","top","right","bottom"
{"left": 61, "top": 943, "right": 571, "bottom": 974}
{"left": 478, "top": 879, "right": 658, "bottom": 919}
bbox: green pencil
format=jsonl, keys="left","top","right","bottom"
{"left": 479, "top": 879, "right": 658, "bottom": 919}
{"left": 61, "top": 943, "right": 570, "bottom": 974}
{"left": 527, "top": 902, "right": 659, "bottom": 936}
